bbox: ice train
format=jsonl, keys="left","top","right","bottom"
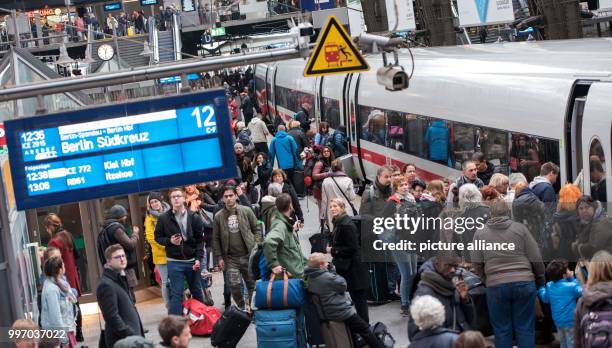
{"left": 254, "top": 38, "right": 612, "bottom": 202}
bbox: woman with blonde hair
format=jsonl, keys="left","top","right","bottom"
{"left": 574, "top": 250, "right": 612, "bottom": 348}
{"left": 489, "top": 173, "right": 510, "bottom": 201}
{"left": 325, "top": 197, "right": 369, "bottom": 322}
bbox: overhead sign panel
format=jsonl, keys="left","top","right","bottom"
{"left": 104, "top": 2, "right": 122, "bottom": 11}
{"left": 457, "top": 0, "right": 514, "bottom": 26}
{"left": 386, "top": 0, "right": 416, "bottom": 32}
{"left": 5, "top": 90, "right": 237, "bottom": 210}
{"left": 304, "top": 15, "right": 369, "bottom": 77}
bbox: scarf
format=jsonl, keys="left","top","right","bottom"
{"left": 419, "top": 271, "right": 455, "bottom": 297}
{"left": 375, "top": 179, "right": 391, "bottom": 197}
{"left": 148, "top": 202, "right": 170, "bottom": 218}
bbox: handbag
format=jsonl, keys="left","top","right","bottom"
{"left": 330, "top": 176, "right": 358, "bottom": 216}
{"left": 254, "top": 271, "right": 306, "bottom": 309}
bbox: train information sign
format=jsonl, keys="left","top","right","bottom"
{"left": 5, "top": 89, "right": 237, "bottom": 210}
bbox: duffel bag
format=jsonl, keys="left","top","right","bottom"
{"left": 255, "top": 270, "right": 306, "bottom": 309}
{"left": 182, "top": 298, "right": 221, "bottom": 336}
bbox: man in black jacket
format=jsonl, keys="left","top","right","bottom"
{"left": 96, "top": 244, "right": 144, "bottom": 348}
{"left": 294, "top": 102, "right": 312, "bottom": 133}
{"left": 155, "top": 187, "right": 206, "bottom": 315}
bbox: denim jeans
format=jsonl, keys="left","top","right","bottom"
{"left": 558, "top": 327, "right": 574, "bottom": 348}
{"left": 167, "top": 260, "right": 204, "bottom": 315}
{"left": 392, "top": 252, "right": 417, "bottom": 307}
{"left": 156, "top": 263, "right": 170, "bottom": 310}
{"left": 486, "top": 281, "right": 536, "bottom": 348}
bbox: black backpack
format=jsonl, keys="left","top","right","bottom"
{"left": 96, "top": 223, "right": 120, "bottom": 267}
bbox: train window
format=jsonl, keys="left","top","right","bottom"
{"left": 359, "top": 106, "right": 387, "bottom": 146}
{"left": 321, "top": 97, "right": 341, "bottom": 130}
{"left": 509, "top": 133, "right": 560, "bottom": 182}
{"left": 423, "top": 117, "right": 450, "bottom": 165}
{"left": 452, "top": 123, "right": 477, "bottom": 170}
{"left": 481, "top": 128, "right": 509, "bottom": 173}
{"left": 589, "top": 139, "right": 607, "bottom": 202}
{"left": 275, "top": 86, "right": 313, "bottom": 118}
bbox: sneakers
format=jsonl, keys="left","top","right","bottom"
{"left": 400, "top": 305, "right": 410, "bottom": 317}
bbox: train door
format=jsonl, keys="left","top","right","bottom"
{"left": 266, "top": 64, "right": 277, "bottom": 121}
{"left": 579, "top": 83, "right": 611, "bottom": 203}
{"left": 346, "top": 73, "right": 367, "bottom": 181}
{"left": 314, "top": 76, "right": 324, "bottom": 128}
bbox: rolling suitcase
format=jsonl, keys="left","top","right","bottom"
{"left": 210, "top": 306, "right": 250, "bottom": 348}
{"left": 367, "top": 262, "right": 391, "bottom": 305}
{"left": 304, "top": 301, "right": 324, "bottom": 347}
{"left": 255, "top": 309, "right": 307, "bottom": 348}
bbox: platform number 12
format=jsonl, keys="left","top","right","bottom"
{"left": 191, "top": 106, "right": 216, "bottom": 134}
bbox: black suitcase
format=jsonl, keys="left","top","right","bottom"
{"left": 367, "top": 262, "right": 391, "bottom": 305}
{"left": 211, "top": 306, "right": 251, "bottom": 348}
{"left": 292, "top": 170, "right": 305, "bottom": 196}
{"left": 304, "top": 300, "right": 324, "bottom": 347}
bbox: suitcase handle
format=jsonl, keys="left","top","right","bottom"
{"left": 266, "top": 269, "right": 292, "bottom": 308}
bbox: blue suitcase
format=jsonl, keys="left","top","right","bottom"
{"left": 255, "top": 309, "right": 307, "bottom": 348}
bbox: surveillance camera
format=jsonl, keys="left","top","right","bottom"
{"left": 377, "top": 66, "right": 409, "bottom": 91}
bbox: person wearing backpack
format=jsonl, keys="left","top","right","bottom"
{"left": 311, "top": 146, "right": 335, "bottom": 225}
{"left": 269, "top": 125, "right": 302, "bottom": 181}
{"left": 314, "top": 122, "right": 331, "bottom": 147}
{"left": 574, "top": 250, "right": 612, "bottom": 348}
{"left": 304, "top": 253, "right": 385, "bottom": 348}
{"left": 98, "top": 205, "right": 140, "bottom": 289}
{"left": 327, "top": 125, "right": 348, "bottom": 158}
{"left": 236, "top": 122, "right": 255, "bottom": 155}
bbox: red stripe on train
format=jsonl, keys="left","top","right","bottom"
{"left": 351, "top": 145, "right": 443, "bottom": 182}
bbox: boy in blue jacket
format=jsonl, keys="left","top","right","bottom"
{"left": 538, "top": 259, "right": 582, "bottom": 348}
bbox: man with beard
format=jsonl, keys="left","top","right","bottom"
{"left": 408, "top": 252, "right": 475, "bottom": 340}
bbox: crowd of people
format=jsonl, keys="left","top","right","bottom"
{"left": 20, "top": 95, "right": 611, "bottom": 348}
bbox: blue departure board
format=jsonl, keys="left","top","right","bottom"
{"left": 5, "top": 89, "right": 237, "bottom": 210}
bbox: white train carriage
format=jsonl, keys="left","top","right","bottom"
{"left": 254, "top": 38, "right": 612, "bottom": 202}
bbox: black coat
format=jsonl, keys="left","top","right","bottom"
{"left": 288, "top": 127, "right": 308, "bottom": 155}
{"left": 330, "top": 214, "right": 369, "bottom": 292}
{"left": 96, "top": 267, "right": 143, "bottom": 348}
{"left": 283, "top": 183, "right": 304, "bottom": 222}
{"left": 154, "top": 209, "right": 205, "bottom": 261}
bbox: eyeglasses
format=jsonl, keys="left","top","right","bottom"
{"left": 112, "top": 254, "right": 126, "bottom": 260}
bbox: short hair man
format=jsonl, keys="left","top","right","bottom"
{"left": 96, "top": 244, "right": 144, "bottom": 348}
{"left": 529, "top": 162, "right": 560, "bottom": 204}
{"left": 154, "top": 188, "right": 206, "bottom": 315}
{"left": 446, "top": 160, "right": 485, "bottom": 206}
{"left": 263, "top": 193, "right": 307, "bottom": 278}
{"left": 360, "top": 165, "right": 394, "bottom": 217}
{"left": 99, "top": 204, "right": 140, "bottom": 288}
{"left": 212, "top": 185, "right": 261, "bottom": 309}
{"left": 158, "top": 316, "right": 192, "bottom": 348}
{"left": 471, "top": 152, "right": 495, "bottom": 185}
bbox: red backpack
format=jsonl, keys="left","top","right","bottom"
{"left": 182, "top": 298, "right": 222, "bottom": 336}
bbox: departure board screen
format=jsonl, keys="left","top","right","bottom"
{"left": 5, "top": 89, "right": 237, "bottom": 210}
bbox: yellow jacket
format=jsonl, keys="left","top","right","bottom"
{"left": 145, "top": 214, "right": 167, "bottom": 264}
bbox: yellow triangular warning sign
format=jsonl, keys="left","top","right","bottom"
{"left": 303, "top": 16, "right": 370, "bottom": 77}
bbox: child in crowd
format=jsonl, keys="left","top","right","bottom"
{"left": 454, "top": 330, "right": 487, "bottom": 348}
{"left": 538, "top": 259, "right": 582, "bottom": 348}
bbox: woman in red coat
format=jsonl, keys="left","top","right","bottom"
{"left": 44, "top": 213, "right": 84, "bottom": 342}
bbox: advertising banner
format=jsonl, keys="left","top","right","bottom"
{"left": 457, "top": 0, "right": 515, "bottom": 26}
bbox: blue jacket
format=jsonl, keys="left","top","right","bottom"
{"left": 269, "top": 131, "right": 302, "bottom": 170}
{"left": 425, "top": 120, "right": 450, "bottom": 161}
{"left": 538, "top": 277, "right": 582, "bottom": 328}
{"left": 331, "top": 130, "right": 347, "bottom": 157}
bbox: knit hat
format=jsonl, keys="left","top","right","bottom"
{"left": 148, "top": 191, "right": 163, "bottom": 203}
{"left": 108, "top": 204, "right": 128, "bottom": 219}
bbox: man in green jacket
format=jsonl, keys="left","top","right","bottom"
{"left": 213, "top": 185, "right": 261, "bottom": 309}
{"left": 263, "top": 193, "right": 307, "bottom": 278}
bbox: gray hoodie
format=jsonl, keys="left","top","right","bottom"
{"left": 471, "top": 216, "right": 545, "bottom": 287}
{"left": 304, "top": 266, "right": 356, "bottom": 321}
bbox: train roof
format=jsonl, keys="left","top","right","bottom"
{"left": 264, "top": 38, "right": 612, "bottom": 141}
